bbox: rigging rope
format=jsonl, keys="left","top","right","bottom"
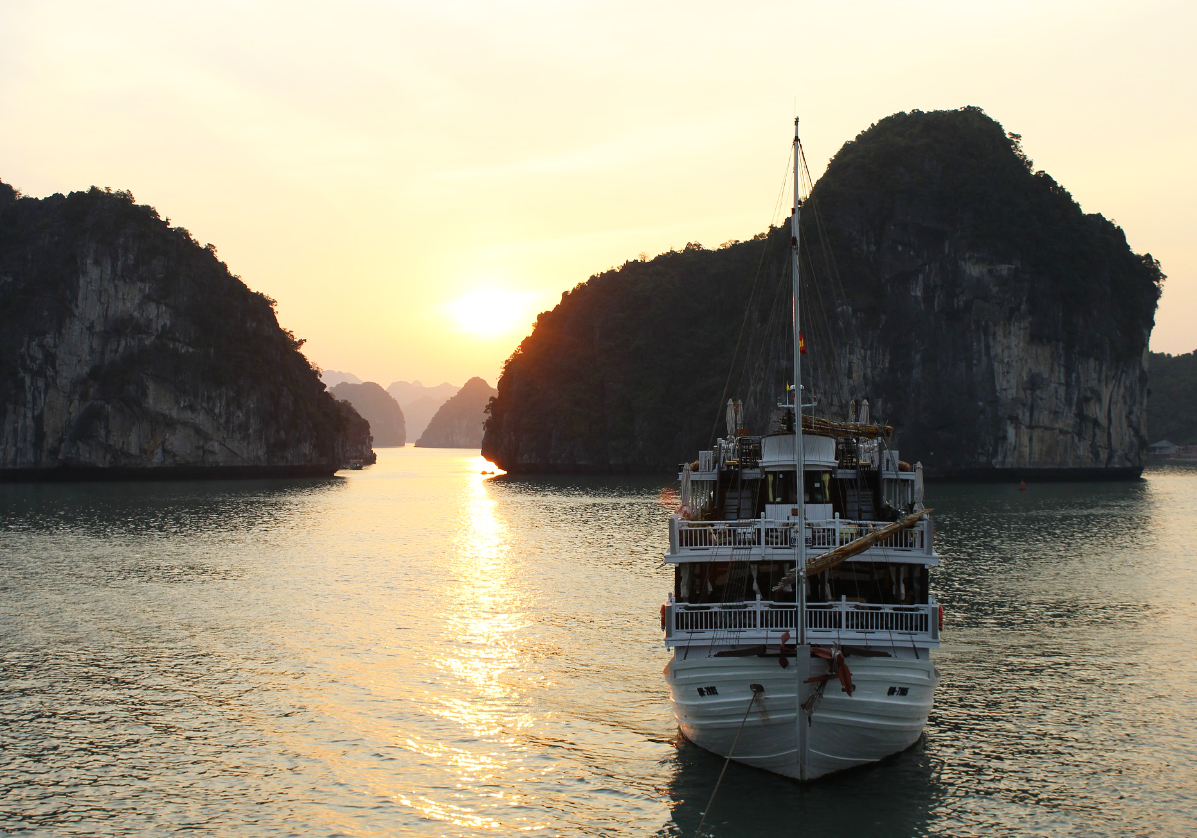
{"left": 708, "top": 146, "right": 795, "bottom": 448}
{"left": 693, "top": 686, "right": 763, "bottom": 838}
{"left": 799, "top": 139, "right": 866, "bottom": 415}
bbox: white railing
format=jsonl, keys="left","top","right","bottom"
{"left": 807, "top": 519, "right": 926, "bottom": 552}
{"left": 669, "top": 515, "right": 932, "bottom": 559}
{"left": 664, "top": 598, "right": 939, "bottom": 647}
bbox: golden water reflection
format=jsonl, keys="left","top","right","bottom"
{"left": 406, "top": 454, "right": 545, "bottom": 831}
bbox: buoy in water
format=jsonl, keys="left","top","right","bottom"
{"left": 1019, "top": 480, "right": 1027, "bottom": 492}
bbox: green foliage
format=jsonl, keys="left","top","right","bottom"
{"left": 1148, "top": 351, "right": 1197, "bottom": 444}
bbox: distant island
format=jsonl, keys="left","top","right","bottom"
{"left": 321, "top": 369, "right": 364, "bottom": 388}
{"left": 330, "top": 381, "right": 407, "bottom": 447}
{"left": 416, "top": 377, "right": 496, "bottom": 449}
{"left": 483, "top": 107, "right": 1162, "bottom": 479}
{"left": 0, "top": 182, "right": 373, "bottom": 479}
{"left": 1147, "top": 351, "right": 1197, "bottom": 445}
{"left": 387, "top": 380, "right": 460, "bottom": 441}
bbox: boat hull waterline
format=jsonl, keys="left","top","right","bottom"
{"left": 667, "top": 653, "right": 938, "bottom": 780}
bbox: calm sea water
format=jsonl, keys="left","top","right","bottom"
{"left": 2, "top": 449, "right": 1195, "bottom": 837}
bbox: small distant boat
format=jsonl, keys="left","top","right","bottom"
{"left": 346, "top": 460, "right": 364, "bottom": 470}
{"left": 660, "top": 118, "right": 942, "bottom": 782}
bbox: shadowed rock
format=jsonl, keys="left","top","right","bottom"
{"left": 0, "top": 181, "right": 373, "bottom": 479}
{"left": 482, "top": 108, "right": 1162, "bottom": 478}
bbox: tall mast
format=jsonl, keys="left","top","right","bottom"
{"left": 791, "top": 117, "right": 806, "bottom": 647}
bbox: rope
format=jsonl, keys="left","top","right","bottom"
{"left": 708, "top": 146, "right": 794, "bottom": 448}
{"left": 694, "top": 685, "right": 763, "bottom": 838}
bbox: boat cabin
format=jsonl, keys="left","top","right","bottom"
{"left": 663, "top": 408, "right": 940, "bottom": 650}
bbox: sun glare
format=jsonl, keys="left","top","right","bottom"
{"left": 444, "top": 289, "right": 537, "bottom": 339}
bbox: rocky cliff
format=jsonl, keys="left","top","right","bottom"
{"left": 330, "top": 381, "right": 407, "bottom": 447}
{"left": 0, "top": 182, "right": 373, "bottom": 479}
{"left": 416, "top": 377, "right": 495, "bottom": 449}
{"left": 482, "top": 108, "right": 1162, "bottom": 478}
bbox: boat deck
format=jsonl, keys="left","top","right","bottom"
{"left": 667, "top": 515, "right": 937, "bottom": 564}
{"left": 664, "top": 597, "right": 941, "bottom": 649}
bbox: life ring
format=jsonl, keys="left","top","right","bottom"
{"left": 938, "top": 604, "right": 944, "bottom": 631}
{"left": 660, "top": 604, "right": 667, "bottom": 631}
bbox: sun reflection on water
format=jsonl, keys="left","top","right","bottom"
{"left": 399, "top": 454, "right": 547, "bottom": 831}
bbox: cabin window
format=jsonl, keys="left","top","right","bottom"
{"left": 766, "top": 472, "right": 797, "bottom": 504}
{"left": 804, "top": 470, "right": 831, "bottom": 503}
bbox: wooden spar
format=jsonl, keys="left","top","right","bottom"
{"left": 806, "top": 508, "right": 932, "bottom": 574}
{"left": 772, "top": 508, "right": 933, "bottom": 593}
{"left": 801, "top": 415, "right": 893, "bottom": 441}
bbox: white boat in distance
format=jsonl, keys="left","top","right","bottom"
{"left": 661, "top": 119, "right": 941, "bottom": 782}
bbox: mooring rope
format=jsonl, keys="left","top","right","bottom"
{"left": 694, "top": 684, "right": 763, "bottom": 838}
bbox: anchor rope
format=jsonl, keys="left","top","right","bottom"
{"left": 694, "top": 688, "right": 760, "bottom": 838}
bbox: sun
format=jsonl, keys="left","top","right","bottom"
{"left": 444, "top": 289, "right": 537, "bottom": 339}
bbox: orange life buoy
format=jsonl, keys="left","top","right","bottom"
{"left": 660, "top": 604, "right": 667, "bottom": 632}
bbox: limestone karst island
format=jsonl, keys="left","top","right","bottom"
{"left": 0, "top": 182, "right": 372, "bottom": 479}
{"left": 0, "top": 108, "right": 1182, "bottom": 482}
{"left": 482, "top": 109, "right": 1165, "bottom": 480}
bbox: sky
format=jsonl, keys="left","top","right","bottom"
{"left": 2, "top": 0, "right": 1194, "bottom": 387}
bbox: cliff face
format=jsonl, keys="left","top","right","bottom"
{"left": 482, "top": 108, "right": 1162, "bottom": 477}
{"left": 330, "top": 381, "right": 407, "bottom": 447}
{"left": 0, "top": 183, "right": 373, "bottom": 478}
{"left": 416, "top": 377, "right": 495, "bottom": 449}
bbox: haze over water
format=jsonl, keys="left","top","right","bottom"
{"left": 2, "top": 450, "right": 1194, "bottom": 836}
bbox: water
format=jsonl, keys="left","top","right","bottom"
{"left": 1, "top": 449, "right": 1195, "bottom": 837}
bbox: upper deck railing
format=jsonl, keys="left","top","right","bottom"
{"left": 663, "top": 596, "right": 941, "bottom": 648}
{"left": 667, "top": 515, "right": 934, "bottom": 562}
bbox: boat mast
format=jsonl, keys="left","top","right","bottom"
{"left": 791, "top": 117, "right": 806, "bottom": 646}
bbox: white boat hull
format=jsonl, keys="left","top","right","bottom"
{"left": 666, "top": 650, "right": 937, "bottom": 781}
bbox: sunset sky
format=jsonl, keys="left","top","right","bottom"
{"left": 2, "top": 0, "right": 1193, "bottom": 387}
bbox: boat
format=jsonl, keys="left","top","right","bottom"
{"left": 660, "top": 118, "right": 941, "bottom": 781}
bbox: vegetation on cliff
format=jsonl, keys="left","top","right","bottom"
{"left": 331, "top": 382, "right": 407, "bottom": 447}
{"left": 483, "top": 108, "right": 1163, "bottom": 474}
{"left": 417, "top": 377, "right": 495, "bottom": 449}
{"left": 1148, "top": 351, "right": 1197, "bottom": 444}
{"left": 483, "top": 239, "right": 784, "bottom": 471}
{"left": 812, "top": 107, "right": 1163, "bottom": 356}
{"left": 0, "top": 180, "right": 371, "bottom": 474}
